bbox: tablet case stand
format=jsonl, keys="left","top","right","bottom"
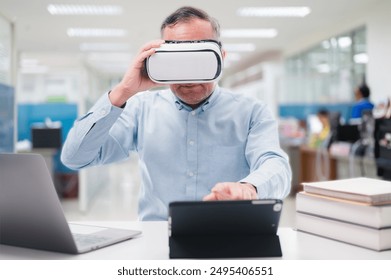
{"left": 169, "top": 234, "right": 282, "bottom": 259}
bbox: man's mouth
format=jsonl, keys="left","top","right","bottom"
{"left": 181, "top": 84, "right": 197, "bottom": 87}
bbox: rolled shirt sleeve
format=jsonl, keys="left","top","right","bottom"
{"left": 61, "top": 92, "right": 133, "bottom": 169}
{"left": 240, "top": 104, "right": 292, "bottom": 199}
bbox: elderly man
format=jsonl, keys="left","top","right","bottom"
{"left": 61, "top": 6, "right": 291, "bottom": 221}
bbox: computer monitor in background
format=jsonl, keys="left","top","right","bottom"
{"left": 374, "top": 118, "right": 391, "bottom": 180}
{"left": 336, "top": 124, "right": 360, "bottom": 143}
{"left": 31, "top": 127, "right": 62, "bottom": 149}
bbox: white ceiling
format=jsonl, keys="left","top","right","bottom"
{"left": 0, "top": 0, "right": 382, "bottom": 75}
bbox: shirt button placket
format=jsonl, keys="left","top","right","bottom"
{"left": 186, "top": 110, "right": 198, "bottom": 198}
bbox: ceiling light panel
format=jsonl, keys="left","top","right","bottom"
{"left": 221, "top": 29, "right": 277, "bottom": 38}
{"left": 238, "top": 7, "right": 311, "bottom": 17}
{"left": 354, "top": 53, "right": 369, "bottom": 64}
{"left": 80, "top": 43, "right": 130, "bottom": 51}
{"left": 338, "top": 37, "right": 352, "bottom": 48}
{"left": 47, "top": 4, "right": 123, "bottom": 15}
{"left": 67, "top": 28, "right": 127, "bottom": 37}
{"left": 223, "top": 43, "right": 256, "bottom": 52}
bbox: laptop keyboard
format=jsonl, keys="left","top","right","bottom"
{"left": 73, "top": 233, "right": 111, "bottom": 247}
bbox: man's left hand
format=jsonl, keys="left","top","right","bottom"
{"left": 203, "top": 182, "right": 257, "bottom": 201}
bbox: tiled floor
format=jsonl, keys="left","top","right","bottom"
{"left": 61, "top": 157, "right": 297, "bottom": 228}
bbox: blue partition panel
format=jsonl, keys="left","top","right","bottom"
{"left": 0, "top": 83, "right": 14, "bottom": 153}
{"left": 279, "top": 103, "right": 353, "bottom": 122}
{"left": 18, "top": 103, "right": 78, "bottom": 173}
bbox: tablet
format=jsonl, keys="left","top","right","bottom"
{"left": 168, "top": 199, "right": 283, "bottom": 258}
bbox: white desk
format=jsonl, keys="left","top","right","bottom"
{"left": 1, "top": 221, "right": 390, "bottom": 260}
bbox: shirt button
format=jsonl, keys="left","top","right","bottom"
{"left": 191, "top": 111, "right": 196, "bottom": 116}
{"left": 188, "top": 172, "right": 194, "bottom": 177}
{"left": 189, "top": 140, "right": 194, "bottom": 146}
{"left": 100, "top": 109, "right": 107, "bottom": 115}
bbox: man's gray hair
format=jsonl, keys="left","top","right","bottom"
{"left": 160, "top": 6, "right": 220, "bottom": 40}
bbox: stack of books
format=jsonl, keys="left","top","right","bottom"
{"left": 296, "top": 177, "right": 391, "bottom": 251}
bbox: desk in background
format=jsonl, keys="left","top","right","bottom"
{"left": 1, "top": 221, "right": 390, "bottom": 260}
{"left": 298, "top": 145, "right": 337, "bottom": 186}
{"left": 297, "top": 145, "right": 379, "bottom": 192}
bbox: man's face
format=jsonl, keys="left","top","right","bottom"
{"left": 354, "top": 88, "right": 362, "bottom": 100}
{"left": 162, "top": 18, "right": 222, "bottom": 108}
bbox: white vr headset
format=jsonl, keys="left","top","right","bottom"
{"left": 146, "top": 40, "right": 223, "bottom": 84}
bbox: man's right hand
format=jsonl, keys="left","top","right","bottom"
{"left": 109, "top": 39, "right": 165, "bottom": 107}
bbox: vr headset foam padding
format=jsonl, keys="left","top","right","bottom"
{"left": 146, "top": 40, "right": 223, "bottom": 84}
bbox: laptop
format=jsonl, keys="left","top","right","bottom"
{"left": 168, "top": 199, "right": 283, "bottom": 258}
{"left": 0, "top": 153, "right": 141, "bottom": 254}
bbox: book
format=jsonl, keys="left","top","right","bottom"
{"left": 296, "top": 191, "right": 391, "bottom": 228}
{"left": 296, "top": 212, "right": 391, "bottom": 251}
{"left": 302, "top": 177, "right": 391, "bottom": 205}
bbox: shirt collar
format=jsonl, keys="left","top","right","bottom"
{"left": 172, "top": 85, "right": 221, "bottom": 112}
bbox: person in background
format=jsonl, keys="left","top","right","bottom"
{"left": 309, "top": 109, "right": 331, "bottom": 148}
{"left": 351, "top": 83, "right": 374, "bottom": 119}
{"left": 61, "top": 6, "right": 292, "bottom": 221}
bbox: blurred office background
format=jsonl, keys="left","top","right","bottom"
{"left": 1, "top": 0, "right": 391, "bottom": 225}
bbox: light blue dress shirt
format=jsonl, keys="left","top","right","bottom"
{"left": 61, "top": 86, "right": 291, "bottom": 220}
